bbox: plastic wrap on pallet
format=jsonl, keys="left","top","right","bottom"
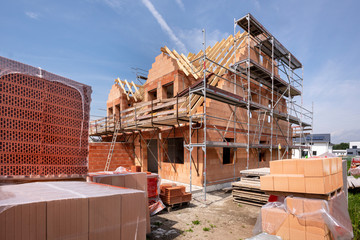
{"left": 0, "top": 56, "right": 92, "bottom": 145}
{"left": 0, "top": 181, "right": 147, "bottom": 239}
{"left": 348, "top": 167, "right": 360, "bottom": 177}
{"left": 246, "top": 233, "right": 282, "bottom": 240}
{"left": 253, "top": 191, "right": 353, "bottom": 240}
{"left": 147, "top": 173, "right": 165, "bottom": 215}
{"left": 87, "top": 170, "right": 152, "bottom": 233}
{"left": 0, "top": 56, "right": 91, "bottom": 178}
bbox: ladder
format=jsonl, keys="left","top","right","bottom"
{"left": 104, "top": 120, "right": 120, "bottom": 171}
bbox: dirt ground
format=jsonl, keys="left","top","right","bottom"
{"left": 148, "top": 190, "right": 260, "bottom": 240}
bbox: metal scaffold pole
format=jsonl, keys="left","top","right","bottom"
{"left": 202, "top": 29, "right": 207, "bottom": 201}
{"left": 189, "top": 88, "right": 193, "bottom": 193}
{"left": 286, "top": 54, "right": 291, "bottom": 159}
{"left": 233, "top": 18, "right": 237, "bottom": 180}
{"left": 246, "top": 14, "right": 251, "bottom": 169}
{"left": 271, "top": 36, "right": 274, "bottom": 160}
{"left": 311, "top": 102, "right": 314, "bottom": 155}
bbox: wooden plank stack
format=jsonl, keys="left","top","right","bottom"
{"left": 232, "top": 168, "right": 270, "bottom": 206}
{"left": 160, "top": 184, "right": 192, "bottom": 205}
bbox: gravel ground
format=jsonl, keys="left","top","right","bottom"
{"left": 148, "top": 190, "right": 261, "bottom": 240}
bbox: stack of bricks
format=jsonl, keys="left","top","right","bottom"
{"left": 0, "top": 56, "right": 91, "bottom": 178}
{"left": 261, "top": 197, "right": 334, "bottom": 240}
{"left": 260, "top": 158, "right": 343, "bottom": 194}
{"left": 259, "top": 157, "right": 345, "bottom": 240}
{"left": 160, "top": 184, "right": 192, "bottom": 205}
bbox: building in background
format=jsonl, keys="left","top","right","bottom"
{"left": 332, "top": 149, "right": 347, "bottom": 156}
{"left": 293, "top": 134, "right": 333, "bottom": 158}
{"left": 347, "top": 141, "right": 360, "bottom": 156}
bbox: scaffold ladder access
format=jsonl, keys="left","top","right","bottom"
{"left": 104, "top": 120, "right": 121, "bottom": 171}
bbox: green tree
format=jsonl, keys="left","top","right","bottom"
{"left": 333, "top": 142, "right": 349, "bottom": 150}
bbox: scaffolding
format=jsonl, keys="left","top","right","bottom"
{"left": 88, "top": 13, "right": 313, "bottom": 201}
{"left": 184, "top": 13, "right": 313, "bottom": 200}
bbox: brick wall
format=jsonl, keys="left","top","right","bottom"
{"left": 88, "top": 142, "right": 135, "bottom": 172}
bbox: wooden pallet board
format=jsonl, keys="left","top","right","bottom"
{"left": 164, "top": 201, "right": 190, "bottom": 212}
{"left": 348, "top": 176, "right": 360, "bottom": 189}
{"left": 232, "top": 189, "right": 269, "bottom": 200}
{"left": 240, "top": 167, "right": 270, "bottom": 177}
{"left": 265, "top": 187, "right": 343, "bottom": 200}
{"left": 232, "top": 181, "right": 261, "bottom": 190}
{"left": 233, "top": 198, "right": 265, "bottom": 207}
{"left": 232, "top": 178, "right": 268, "bottom": 206}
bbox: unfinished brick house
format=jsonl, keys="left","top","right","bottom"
{"left": 89, "top": 14, "right": 313, "bottom": 194}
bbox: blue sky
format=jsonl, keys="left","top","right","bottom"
{"left": 0, "top": 0, "right": 359, "bottom": 143}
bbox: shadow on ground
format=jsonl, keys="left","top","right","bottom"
{"left": 147, "top": 216, "right": 182, "bottom": 240}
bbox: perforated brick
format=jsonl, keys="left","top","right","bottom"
{"left": 0, "top": 57, "right": 92, "bottom": 178}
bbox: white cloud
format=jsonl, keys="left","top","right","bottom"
{"left": 25, "top": 12, "right": 39, "bottom": 19}
{"left": 331, "top": 128, "right": 360, "bottom": 143}
{"left": 177, "top": 28, "right": 229, "bottom": 54}
{"left": 304, "top": 60, "right": 360, "bottom": 143}
{"left": 141, "top": 0, "right": 188, "bottom": 53}
{"left": 175, "top": 0, "right": 185, "bottom": 11}
{"left": 101, "top": 0, "right": 124, "bottom": 12}
{"left": 252, "top": 0, "right": 260, "bottom": 9}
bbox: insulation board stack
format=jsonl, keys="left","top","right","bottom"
{"left": 259, "top": 158, "right": 353, "bottom": 240}
{"left": 0, "top": 181, "right": 147, "bottom": 240}
{"left": 0, "top": 56, "right": 91, "bottom": 179}
{"left": 160, "top": 184, "right": 192, "bottom": 205}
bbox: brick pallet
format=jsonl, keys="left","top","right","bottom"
{"left": 0, "top": 56, "right": 91, "bottom": 179}
{"left": 0, "top": 181, "right": 147, "bottom": 240}
{"left": 259, "top": 157, "right": 353, "bottom": 240}
{"left": 261, "top": 158, "right": 343, "bottom": 195}
{"left": 160, "top": 184, "right": 192, "bottom": 206}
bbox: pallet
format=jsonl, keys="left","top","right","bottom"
{"left": 239, "top": 167, "right": 270, "bottom": 177}
{"left": 265, "top": 187, "right": 343, "bottom": 200}
{"left": 0, "top": 175, "right": 86, "bottom": 183}
{"left": 232, "top": 180, "right": 261, "bottom": 190}
{"left": 232, "top": 189, "right": 269, "bottom": 202}
{"left": 233, "top": 198, "right": 265, "bottom": 207}
{"left": 165, "top": 201, "right": 190, "bottom": 212}
{"left": 232, "top": 179, "right": 268, "bottom": 206}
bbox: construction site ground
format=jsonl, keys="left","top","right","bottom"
{"left": 148, "top": 190, "right": 260, "bottom": 240}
